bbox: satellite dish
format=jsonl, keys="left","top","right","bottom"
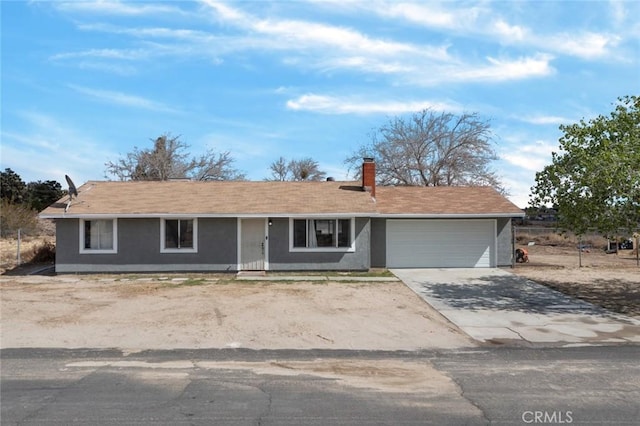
{"left": 65, "top": 175, "right": 78, "bottom": 200}
{"left": 64, "top": 175, "right": 78, "bottom": 213}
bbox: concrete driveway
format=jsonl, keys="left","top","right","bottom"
{"left": 392, "top": 268, "right": 640, "bottom": 346}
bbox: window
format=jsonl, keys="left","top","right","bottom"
{"left": 80, "top": 219, "right": 117, "bottom": 253}
{"left": 291, "top": 218, "right": 354, "bottom": 250}
{"left": 161, "top": 219, "right": 197, "bottom": 252}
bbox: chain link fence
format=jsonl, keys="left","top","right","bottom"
{"left": 513, "top": 226, "right": 639, "bottom": 267}
{"left": 514, "top": 227, "right": 610, "bottom": 250}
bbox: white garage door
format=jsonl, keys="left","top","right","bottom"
{"left": 386, "top": 219, "right": 496, "bottom": 268}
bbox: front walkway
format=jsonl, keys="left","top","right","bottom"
{"left": 392, "top": 268, "right": 640, "bottom": 346}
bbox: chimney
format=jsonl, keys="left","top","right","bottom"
{"left": 362, "top": 158, "right": 376, "bottom": 197}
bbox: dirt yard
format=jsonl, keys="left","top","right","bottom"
{"left": 512, "top": 244, "right": 640, "bottom": 318}
{"left": 0, "top": 275, "right": 472, "bottom": 351}
{"left": 2, "top": 234, "right": 639, "bottom": 351}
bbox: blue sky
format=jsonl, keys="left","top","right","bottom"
{"left": 1, "top": 0, "right": 638, "bottom": 207}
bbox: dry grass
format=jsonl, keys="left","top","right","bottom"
{"left": 0, "top": 236, "right": 55, "bottom": 274}
{"left": 516, "top": 231, "right": 610, "bottom": 250}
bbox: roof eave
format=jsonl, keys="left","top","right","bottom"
{"left": 376, "top": 212, "right": 525, "bottom": 219}
{"left": 41, "top": 211, "right": 525, "bottom": 220}
{"left": 39, "top": 212, "right": 377, "bottom": 219}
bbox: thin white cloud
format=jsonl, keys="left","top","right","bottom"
{"left": 500, "top": 175, "right": 534, "bottom": 208}
{"left": 61, "top": 3, "right": 443, "bottom": 77}
{"left": 369, "top": 1, "right": 623, "bottom": 60}
{"left": 203, "top": 136, "right": 268, "bottom": 160}
{"left": 517, "top": 115, "right": 572, "bottom": 125}
{"left": 200, "top": 1, "right": 563, "bottom": 84}
{"left": 492, "top": 19, "right": 527, "bottom": 41}
{"left": 500, "top": 140, "right": 556, "bottom": 172}
{"left": 262, "top": 19, "right": 416, "bottom": 56}
{"left": 315, "top": 56, "right": 415, "bottom": 74}
{"left": 48, "top": 0, "right": 564, "bottom": 85}
{"left": 609, "top": 0, "right": 627, "bottom": 26}
{"left": 200, "top": 0, "right": 452, "bottom": 62}
{"left": 286, "top": 94, "right": 459, "bottom": 114}
{"left": 0, "top": 112, "right": 115, "bottom": 184}
{"left": 383, "top": 2, "right": 482, "bottom": 31}
{"left": 546, "top": 32, "right": 620, "bottom": 59}
{"left": 497, "top": 139, "right": 560, "bottom": 208}
{"left": 54, "top": 1, "right": 186, "bottom": 16}
{"left": 439, "top": 54, "right": 555, "bottom": 83}
{"left": 76, "top": 61, "right": 138, "bottom": 76}
{"left": 68, "top": 85, "right": 181, "bottom": 113}
{"left": 51, "top": 48, "right": 150, "bottom": 61}
{"left": 501, "top": 153, "right": 549, "bottom": 173}
{"left": 77, "top": 23, "right": 215, "bottom": 42}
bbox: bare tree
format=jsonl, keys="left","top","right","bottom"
{"left": 288, "top": 158, "right": 326, "bottom": 181}
{"left": 266, "top": 157, "right": 326, "bottom": 181}
{"left": 346, "top": 109, "right": 504, "bottom": 192}
{"left": 105, "top": 134, "right": 245, "bottom": 181}
{"left": 268, "top": 156, "right": 289, "bottom": 181}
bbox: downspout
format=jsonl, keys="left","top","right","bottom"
{"left": 511, "top": 222, "right": 516, "bottom": 269}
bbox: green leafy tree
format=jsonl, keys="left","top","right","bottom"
{"left": 345, "top": 109, "right": 504, "bottom": 192}
{"left": 0, "top": 169, "right": 63, "bottom": 235}
{"left": 530, "top": 95, "right": 640, "bottom": 236}
{"left": 0, "top": 168, "right": 26, "bottom": 203}
{"left": 105, "top": 134, "right": 245, "bottom": 181}
{"left": 26, "top": 180, "right": 64, "bottom": 212}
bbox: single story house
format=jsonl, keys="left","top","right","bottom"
{"left": 40, "top": 160, "right": 524, "bottom": 273}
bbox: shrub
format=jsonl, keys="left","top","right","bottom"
{"left": 0, "top": 199, "right": 38, "bottom": 237}
{"left": 28, "top": 240, "right": 56, "bottom": 263}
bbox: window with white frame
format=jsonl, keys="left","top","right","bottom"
{"left": 161, "top": 218, "right": 197, "bottom": 252}
{"left": 80, "top": 219, "right": 117, "bottom": 253}
{"left": 291, "top": 218, "right": 353, "bottom": 250}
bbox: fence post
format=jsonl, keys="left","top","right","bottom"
{"left": 578, "top": 235, "right": 582, "bottom": 268}
{"left": 17, "top": 228, "right": 22, "bottom": 265}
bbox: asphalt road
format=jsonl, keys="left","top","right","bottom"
{"left": 2, "top": 346, "right": 639, "bottom": 425}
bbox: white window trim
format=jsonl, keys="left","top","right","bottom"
{"left": 289, "top": 217, "right": 356, "bottom": 253}
{"left": 160, "top": 218, "right": 198, "bottom": 253}
{"left": 79, "top": 218, "right": 118, "bottom": 254}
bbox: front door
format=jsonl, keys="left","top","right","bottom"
{"left": 240, "top": 219, "right": 266, "bottom": 270}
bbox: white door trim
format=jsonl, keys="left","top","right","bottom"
{"left": 237, "top": 218, "right": 269, "bottom": 271}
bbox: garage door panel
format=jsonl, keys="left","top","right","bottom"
{"left": 386, "top": 219, "right": 495, "bottom": 268}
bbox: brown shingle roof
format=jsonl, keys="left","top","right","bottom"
{"left": 374, "top": 186, "right": 523, "bottom": 216}
{"left": 40, "top": 180, "right": 377, "bottom": 217}
{"left": 40, "top": 180, "right": 523, "bottom": 218}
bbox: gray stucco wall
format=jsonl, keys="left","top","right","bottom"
{"left": 54, "top": 216, "right": 514, "bottom": 273}
{"left": 56, "top": 216, "right": 371, "bottom": 273}
{"left": 496, "top": 217, "right": 513, "bottom": 267}
{"left": 370, "top": 218, "right": 386, "bottom": 268}
{"left": 267, "top": 218, "right": 370, "bottom": 271}
{"left": 55, "top": 218, "right": 237, "bottom": 273}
